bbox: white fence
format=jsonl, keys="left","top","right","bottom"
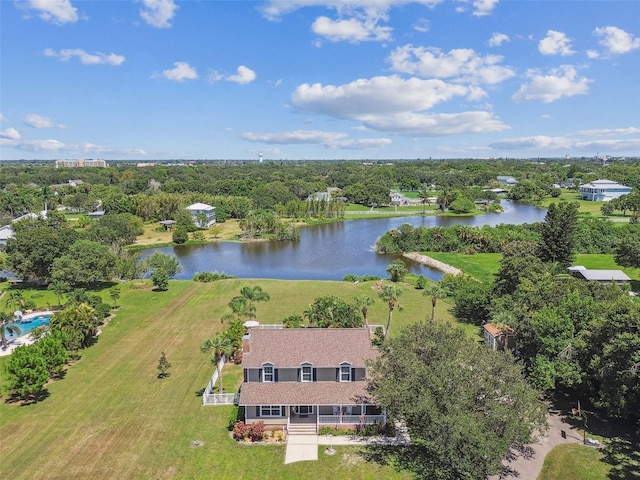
{"left": 202, "top": 355, "right": 239, "bottom": 406}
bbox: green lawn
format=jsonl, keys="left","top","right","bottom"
{"left": 0, "top": 279, "right": 441, "bottom": 480}
{"left": 538, "top": 444, "right": 610, "bottom": 480}
{"left": 422, "top": 252, "right": 502, "bottom": 283}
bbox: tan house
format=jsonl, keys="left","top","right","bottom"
{"left": 238, "top": 328, "right": 385, "bottom": 433}
{"left": 483, "top": 323, "right": 516, "bottom": 352}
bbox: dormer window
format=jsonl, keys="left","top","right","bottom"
{"left": 262, "top": 363, "right": 274, "bottom": 383}
{"left": 340, "top": 362, "right": 351, "bottom": 382}
{"left": 301, "top": 362, "right": 313, "bottom": 382}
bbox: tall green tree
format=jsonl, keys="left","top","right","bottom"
{"left": 353, "top": 295, "right": 375, "bottom": 327}
{"left": 303, "top": 295, "right": 363, "bottom": 328}
{"left": 423, "top": 283, "right": 450, "bottom": 322}
{"left": 238, "top": 286, "right": 270, "bottom": 320}
{"left": 536, "top": 201, "right": 579, "bottom": 267}
{"left": 145, "top": 252, "right": 182, "bottom": 278}
{"left": 614, "top": 233, "right": 640, "bottom": 269}
{"left": 0, "top": 311, "right": 21, "bottom": 348}
{"left": 47, "top": 279, "right": 71, "bottom": 307}
{"left": 378, "top": 285, "right": 403, "bottom": 338}
{"left": 367, "top": 321, "right": 547, "bottom": 480}
{"left": 201, "top": 333, "right": 234, "bottom": 393}
{"left": 6, "top": 345, "right": 49, "bottom": 400}
{"left": 386, "top": 260, "right": 408, "bottom": 282}
{"left": 49, "top": 303, "right": 99, "bottom": 351}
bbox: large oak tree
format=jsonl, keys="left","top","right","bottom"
{"left": 367, "top": 321, "right": 547, "bottom": 479}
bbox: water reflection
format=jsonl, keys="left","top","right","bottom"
{"left": 144, "top": 201, "right": 546, "bottom": 282}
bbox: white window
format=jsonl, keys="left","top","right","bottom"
{"left": 301, "top": 363, "right": 313, "bottom": 382}
{"left": 262, "top": 363, "right": 274, "bottom": 383}
{"left": 294, "top": 405, "right": 314, "bottom": 415}
{"left": 340, "top": 363, "right": 351, "bottom": 382}
{"left": 260, "top": 405, "right": 282, "bottom": 417}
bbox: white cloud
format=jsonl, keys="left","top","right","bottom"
{"left": 0, "top": 128, "right": 21, "bottom": 140}
{"left": 490, "top": 135, "right": 640, "bottom": 152}
{"left": 0, "top": 113, "right": 8, "bottom": 122}
{"left": 538, "top": 30, "right": 575, "bottom": 56}
{"left": 512, "top": 65, "right": 591, "bottom": 103}
{"left": 139, "top": 0, "right": 178, "bottom": 29}
{"left": 21, "top": 0, "right": 79, "bottom": 25}
{"left": 311, "top": 16, "right": 392, "bottom": 43}
{"left": 472, "top": 0, "right": 499, "bottom": 16}
{"left": 43, "top": 48, "right": 125, "bottom": 66}
{"left": 261, "top": 1, "right": 444, "bottom": 22}
{"left": 208, "top": 66, "right": 257, "bottom": 84}
{"left": 156, "top": 62, "right": 198, "bottom": 82}
{"left": 242, "top": 129, "right": 391, "bottom": 149}
{"left": 226, "top": 66, "right": 256, "bottom": 85}
{"left": 575, "top": 127, "right": 640, "bottom": 136}
{"left": 586, "top": 50, "right": 599, "bottom": 59}
{"left": 488, "top": 32, "right": 509, "bottom": 47}
{"left": 24, "top": 114, "right": 66, "bottom": 129}
{"left": 413, "top": 18, "right": 430, "bottom": 33}
{"left": 387, "top": 45, "right": 515, "bottom": 84}
{"left": 594, "top": 26, "right": 640, "bottom": 55}
{"left": 1, "top": 135, "right": 147, "bottom": 155}
{"left": 490, "top": 135, "right": 571, "bottom": 150}
{"left": 291, "top": 76, "right": 508, "bottom": 136}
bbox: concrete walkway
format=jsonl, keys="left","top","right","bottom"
{"left": 285, "top": 422, "right": 411, "bottom": 464}
{"left": 284, "top": 434, "right": 318, "bottom": 464}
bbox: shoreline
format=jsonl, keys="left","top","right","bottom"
{"left": 402, "top": 252, "right": 462, "bottom": 276}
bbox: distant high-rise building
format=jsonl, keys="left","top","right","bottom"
{"left": 55, "top": 159, "right": 107, "bottom": 168}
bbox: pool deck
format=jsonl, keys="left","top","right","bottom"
{"left": 1, "top": 310, "right": 54, "bottom": 357}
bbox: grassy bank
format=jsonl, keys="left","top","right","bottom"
{"left": 538, "top": 444, "right": 610, "bottom": 480}
{"left": 0, "top": 279, "right": 447, "bottom": 480}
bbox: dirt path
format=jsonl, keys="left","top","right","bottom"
{"left": 402, "top": 252, "right": 462, "bottom": 276}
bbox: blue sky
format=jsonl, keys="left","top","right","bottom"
{"left": 1, "top": 0, "right": 639, "bottom": 161}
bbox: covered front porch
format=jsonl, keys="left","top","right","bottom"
{"left": 288, "top": 404, "right": 386, "bottom": 431}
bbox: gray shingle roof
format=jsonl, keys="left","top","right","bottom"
{"left": 241, "top": 328, "right": 378, "bottom": 368}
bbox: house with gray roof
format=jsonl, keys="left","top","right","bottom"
{"left": 238, "top": 328, "right": 385, "bottom": 433}
{"left": 568, "top": 266, "right": 631, "bottom": 285}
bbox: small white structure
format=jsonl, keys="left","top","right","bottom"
{"left": 497, "top": 176, "right": 517, "bottom": 186}
{"left": 186, "top": 203, "right": 216, "bottom": 228}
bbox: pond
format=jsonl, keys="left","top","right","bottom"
{"left": 143, "top": 201, "right": 546, "bottom": 282}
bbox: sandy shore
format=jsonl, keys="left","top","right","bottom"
{"left": 402, "top": 252, "right": 462, "bottom": 276}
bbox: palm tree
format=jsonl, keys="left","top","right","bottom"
{"left": 0, "top": 311, "right": 21, "bottom": 349}
{"left": 201, "top": 333, "right": 234, "bottom": 394}
{"left": 353, "top": 295, "right": 375, "bottom": 327}
{"left": 239, "top": 286, "right": 270, "bottom": 320}
{"left": 378, "top": 285, "right": 403, "bottom": 339}
{"left": 417, "top": 184, "right": 432, "bottom": 214}
{"left": 5, "top": 290, "right": 26, "bottom": 311}
{"left": 48, "top": 279, "right": 71, "bottom": 307}
{"left": 424, "top": 283, "right": 450, "bottom": 322}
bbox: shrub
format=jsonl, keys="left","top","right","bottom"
{"left": 193, "top": 272, "right": 235, "bottom": 282}
{"left": 232, "top": 421, "right": 248, "bottom": 440}
{"left": 227, "top": 406, "right": 243, "bottom": 431}
{"left": 416, "top": 274, "right": 427, "bottom": 290}
{"left": 172, "top": 226, "right": 189, "bottom": 244}
{"left": 318, "top": 426, "right": 356, "bottom": 436}
{"left": 249, "top": 421, "right": 265, "bottom": 442}
{"left": 343, "top": 274, "right": 358, "bottom": 282}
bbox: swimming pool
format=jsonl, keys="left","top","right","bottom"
{"left": 6, "top": 313, "right": 53, "bottom": 338}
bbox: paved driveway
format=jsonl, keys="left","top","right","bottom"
{"left": 285, "top": 434, "right": 318, "bottom": 464}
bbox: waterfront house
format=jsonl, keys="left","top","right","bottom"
{"left": 579, "top": 179, "right": 632, "bottom": 201}
{"left": 186, "top": 202, "right": 216, "bottom": 227}
{"left": 238, "top": 327, "right": 386, "bottom": 433}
